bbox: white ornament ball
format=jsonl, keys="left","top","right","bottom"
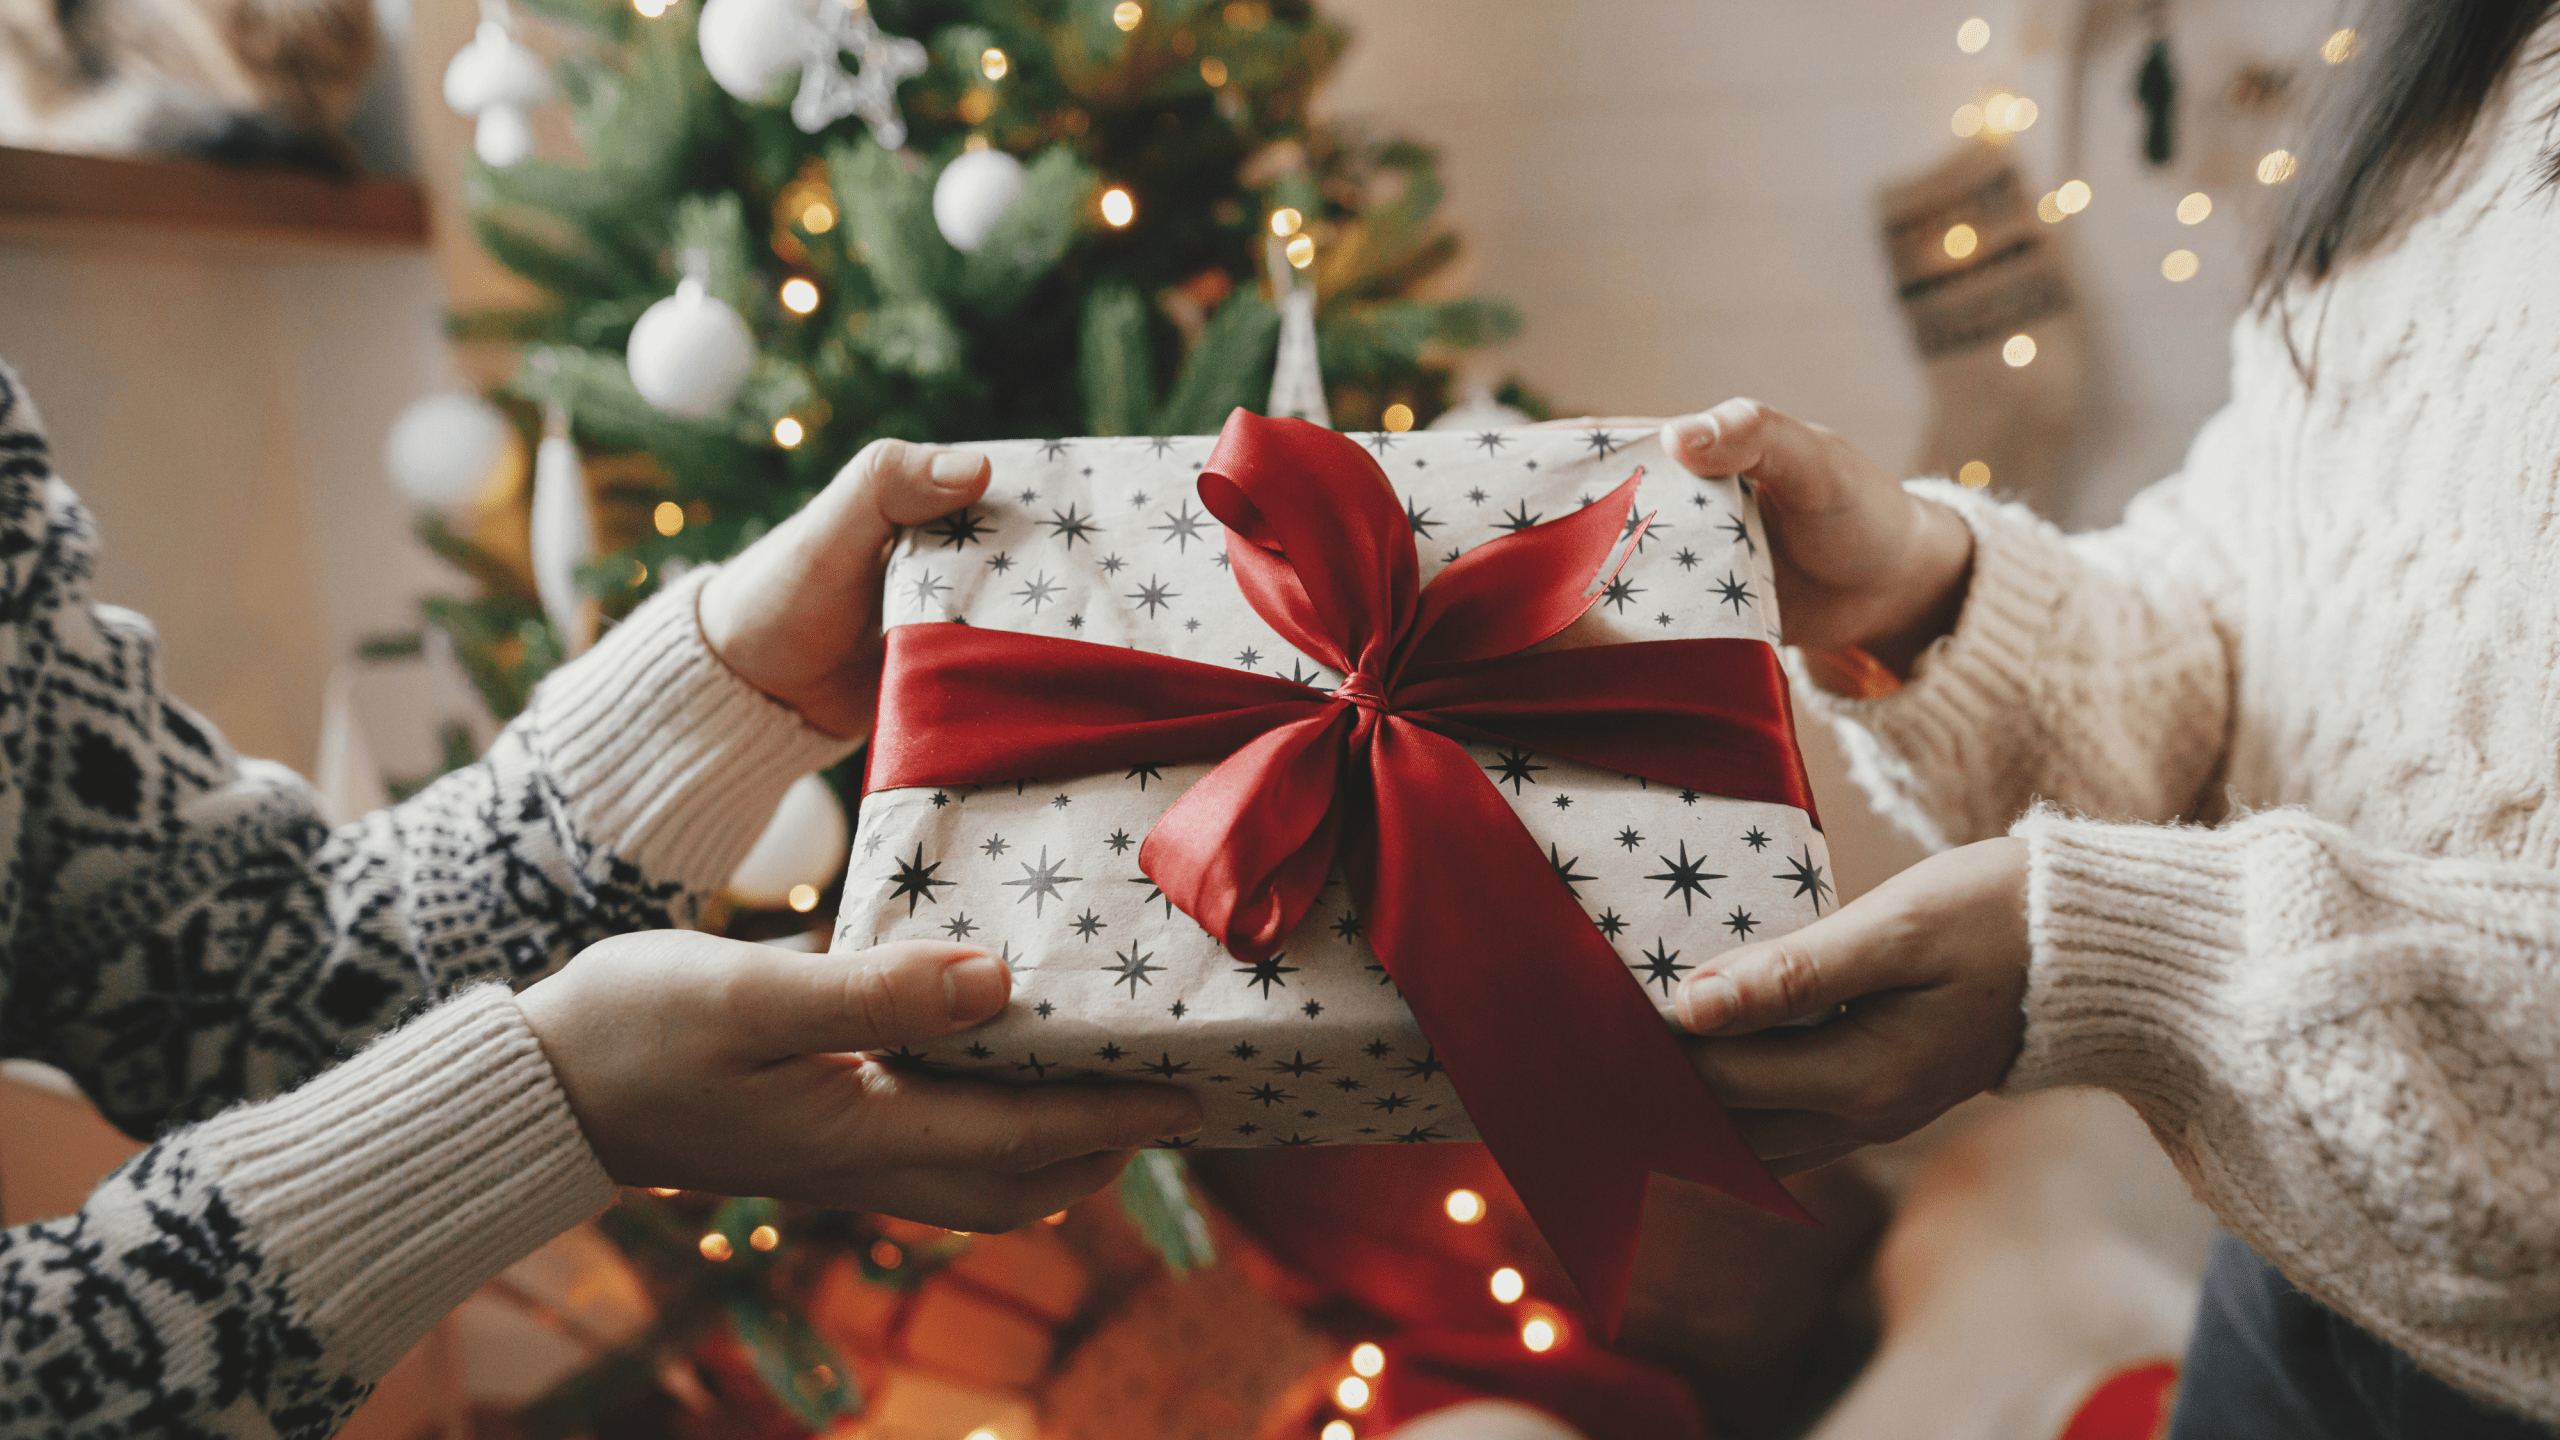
{"left": 697, "top": 0, "right": 812, "bottom": 102}
{"left": 729, "top": 774, "right": 850, "bottom": 907}
{"left": 932, "top": 148, "right": 1027, "bottom": 253}
{"left": 627, "top": 279, "right": 755, "bottom": 419}
{"left": 473, "top": 106, "right": 535, "bottom": 167}
{"left": 384, "top": 392, "right": 511, "bottom": 507}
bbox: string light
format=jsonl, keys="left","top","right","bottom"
{"left": 1350, "top": 1343, "right": 1385, "bottom": 1377}
{"left": 749, "top": 1224, "right": 781, "bottom": 1251}
{"left": 628, "top": 558, "right": 648, "bottom": 586}
{"left": 632, "top": 0, "right": 669, "bottom": 16}
{"left": 2176, "top": 191, "right": 2212, "bottom": 225}
{"left": 1201, "top": 56, "right": 1228, "bottom": 86}
{"left": 958, "top": 89, "right": 993, "bottom": 123}
{"left": 1044, "top": 1211, "right": 1069, "bottom": 1225}
{"left": 1950, "top": 103, "right": 1985, "bottom": 138}
{"left": 646, "top": 1187, "right": 682, "bottom": 1196}
{"left": 800, "top": 200, "right": 836, "bottom": 232}
{"left": 1382, "top": 403, "right": 1414, "bottom": 432}
{"left": 2161, "top": 249, "right": 2200, "bottom": 282}
{"left": 2037, "top": 191, "right": 2066, "bottom": 223}
{"left": 1958, "top": 460, "right": 1991, "bottom": 488}
{"left": 1443, "top": 1189, "right": 1485, "bottom": 1223}
{"left": 1285, "top": 233, "right": 1315, "bottom": 268}
{"left": 787, "top": 882, "right": 820, "bottom": 910}
{"left": 1335, "top": 1377, "right": 1372, "bottom": 1411}
{"left": 1489, "top": 1266, "right": 1526, "bottom": 1302}
{"left": 780, "top": 277, "right": 820, "bottom": 314}
{"left": 699, "top": 1233, "right": 734, "bottom": 1262}
{"left": 653, "top": 500, "right": 685, "bottom": 536}
{"left": 774, "top": 417, "right": 806, "bottom": 448}
{"left": 1113, "top": 0, "right": 1143, "bottom": 30}
{"left": 1321, "top": 1425, "right": 1355, "bottom": 1440}
{"left": 2257, "top": 149, "right": 2298, "bottom": 185}
{"left": 1956, "top": 16, "right": 1989, "bottom": 53}
{"left": 2054, "top": 178, "right": 2091, "bottom": 214}
{"left": 1942, "top": 222, "right": 1977, "bottom": 259}
{"left": 963, "top": 1430, "right": 1001, "bottom": 1440}
{"left": 1102, "top": 187, "right": 1136, "bottom": 227}
{"left": 1269, "top": 206, "right": 1303, "bottom": 236}
{"left": 1977, "top": 92, "right": 2037, "bottom": 138}
{"left": 981, "top": 47, "right": 1009, "bottom": 79}
{"left": 2002, "top": 334, "right": 2038, "bottom": 367}
{"left": 1520, "top": 1317, "right": 1559, "bottom": 1352}
{"left": 2322, "top": 27, "right": 2358, "bottom": 64}
{"left": 869, "top": 1240, "right": 903, "bottom": 1268}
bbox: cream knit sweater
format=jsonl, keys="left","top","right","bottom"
{"left": 1802, "top": 45, "right": 2560, "bottom": 1423}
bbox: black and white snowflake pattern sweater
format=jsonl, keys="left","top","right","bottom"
{"left": 0, "top": 360, "right": 854, "bottom": 1437}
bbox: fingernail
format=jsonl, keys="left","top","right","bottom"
{"left": 1679, "top": 973, "right": 1738, "bottom": 1032}
{"left": 928, "top": 450, "right": 984, "bottom": 487}
{"left": 1660, "top": 416, "right": 1709, "bottom": 452}
{"left": 942, "top": 954, "right": 1007, "bottom": 1018}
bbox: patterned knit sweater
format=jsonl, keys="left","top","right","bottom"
{"left": 0, "top": 360, "right": 854, "bottom": 1436}
{"left": 1802, "top": 38, "right": 2560, "bottom": 1424}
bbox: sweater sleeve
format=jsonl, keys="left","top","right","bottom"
{"left": 2003, "top": 806, "right": 2560, "bottom": 1421}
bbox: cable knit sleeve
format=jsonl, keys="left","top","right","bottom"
{"left": 2002, "top": 806, "right": 2560, "bottom": 1420}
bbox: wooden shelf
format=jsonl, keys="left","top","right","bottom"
{"left": 0, "top": 145, "right": 427, "bottom": 248}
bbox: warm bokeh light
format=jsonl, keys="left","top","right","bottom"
{"left": 1444, "top": 1189, "right": 1485, "bottom": 1223}
{"left": 1044, "top": 1211, "right": 1068, "bottom": 1225}
{"left": 2322, "top": 27, "right": 2358, "bottom": 64}
{"left": 2176, "top": 191, "right": 2212, "bottom": 225}
{"left": 780, "top": 277, "right": 820, "bottom": 313}
{"left": 963, "top": 1429, "right": 1000, "bottom": 1440}
{"left": 774, "top": 417, "right": 806, "bottom": 448}
{"left": 981, "top": 47, "right": 1009, "bottom": 79}
{"left": 1285, "top": 233, "right": 1315, "bottom": 268}
{"left": 1350, "top": 1343, "right": 1385, "bottom": 1377}
{"left": 870, "top": 1240, "right": 903, "bottom": 1268}
{"left": 2037, "top": 190, "right": 2066, "bottom": 224}
{"left": 699, "top": 1233, "right": 734, "bottom": 1262}
{"left": 1102, "top": 187, "right": 1136, "bottom": 227}
{"left": 788, "top": 882, "right": 820, "bottom": 911}
{"left": 2055, "top": 179, "right": 2091, "bottom": 214}
{"left": 1521, "top": 1317, "right": 1559, "bottom": 1352}
{"left": 632, "top": 0, "right": 669, "bottom": 16}
{"left": 1200, "top": 56, "right": 1229, "bottom": 86}
{"left": 2001, "top": 95, "right": 2038, "bottom": 131}
{"left": 1956, "top": 16, "right": 1989, "bottom": 53}
{"left": 1942, "top": 222, "right": 1977, "bottom": 259}
{"left": 1335, "top": 1376, "right": 1372, "bottom": 1411}
{"left": 2003, "top": 333, "right": 2038, "bottom": 367}
{"left": 1113, "top": 1, "right": 1143, "bottom": 30}
{"left": 1951, "top": 103, "right": 1985, "bottom": 138}
{"left": 1490, "top": 1266, "right": 1526, "bottom": 1303}
{"left": 749, "top": 1224, "right": 780, "bottom": 1251}
{"left": 2258, "top": 149, "right": 2298, "bottom": 185}
{"left": 1958, "top": 460, "right": 1991, "bottom": 489}
{"left": 2162, "top": 249, "right": 2200, "bottom": 283}
{"left": 1321, "top": 1424, "right": 1355, "bottom": 1440}
{"left": 1270, "top": 206, "right": 1303, "bottom": 236}
{"left": 800, "top": 200, "right": 836, "bottom": 232}
{"left": 647, "top": 1186, "right": 682, "bottom": 1196}
{"left": 628, "top": 558, "right": 648, "bottom": 586}
{"left": 654, "top": 500, "right": 685, "bottom": 536}
{"left": 1382, "top": 403, "right": 1414, "bottom": 432}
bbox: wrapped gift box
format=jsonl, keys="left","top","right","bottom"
{"left": 833, "top": 420, "right": 1830, "bottom": 1150}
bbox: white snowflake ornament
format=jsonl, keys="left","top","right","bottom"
{"left": 697, "top": 0, "right": 924, "bottom": 145}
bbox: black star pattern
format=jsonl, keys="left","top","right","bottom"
{"left": 1725, "top": 906, "right": 1759, "bottom": 939}
{"left": 1776, "top": 845, "right": 1834, "bottom": 912}
{"left": 1237, "top": 953, "right": 1299, "bottom": 997}
{"left": 1235, "top": 647, "right": 1262, "bottom": 669}
{"left": 925, "top": 507, "right": 991, "bottom": 549}
{"left": 1616, "top": 826, "right": 1645, "bottom": 850}
{"left": 1141, "top": 1052, "right": 1193, "bottom": 1078}
{"left": 1333, "top": 1076, "right": 1365, "bottom": 1092}
{"left": 1553, "top": 794, "right": 1574, "bottom": 809}
{"left": 1657, "top": 613, "right": 1674, "bottom": 627}
{"left": 1301, "top": 998, "right": 1324, "bottom": 1018}
{"left": 1465, "top": 486, "right": 1490, "bottom": 504}
{"left": 1184, "top": 618, "right": 1202, "bottom": 632}
{"left": 1066, "top": 613, "right": 1084, "bottom": 630}
{"left": 1406, "top": 498, "right": 1440, "bottom": 538}
{"left": 1014, "top": 572, "right": 1061, "bottom": 611}
{"left": 1362, "top": 1039, "right": 1393, "bottom": 1059}
{"left": 1721, "top": 513, "right": 1754, "bottom": 553}
{"left": 1019, "top": 486, "right": 1041, "bottom": 504}
{"left": 907, "top": 569, "right": 951, "bottom": 609}
{"left": 1039, "top": 439, "right": 1070, "bottom": 459}
{"left": 1486, "top": 749, "right": 1546, "bottom": 792}
{"left": 1050, "top": 793, "right": 1071, "bottom": 809}
{"left": 1366, "top": 431, "right": 1399, "bottom": 454}
{"left": 1101, "top": 553, "right": 1127, "bottom": 575}
{"left": 1636, "top": 939, "right": 1692, "bottom": 995}
{"left": 1647, "top": 841, "right": 1725, "bottom": 915}
{"left": 887, "top": 844, "right": 956, "bottom": 915}
{"left": 1071, "top": 909, "right": 1105, "bottom": 938}
{"left": 1126, "top": 762, "right": 1166, "bottom": 789}
{"left": 1622, "top": 507, "right": 1664, "bottom": 549}
{"left": 1583, "top": 429, "right": 1624, "bottom": 457}
{"left": 1043, "top": 504, "right": 1099, "bottom": 549}
{"left": 942, "top": 913, "right": 978, "bottom": 940}
{"left": 1096, "top": 1041, "right": 1125, "bottom": 1062}
{"left": 1473, "top": 431, "right": 1510, "bottom": 454}
{"left": 1548, "top": 843, "right": 1596, "bottom": 896}
{"left": 1213, "top": 550, "right": 1231, "bottom": 569}
{"left": 1105, "top": 828, "right": 1135, "bottom": 854}
{"left": 1367, "top": 1091, "right": 1414, "bottom": 1113}
{"left": 1278, "top": 1132, "right": 1322, "bottom": 1146}
{"left": 930, "top": 790, "right": 951, "bottom": 808}
{"left": 1232, "top": 1041, "right": 1260, "bottom": 1060}
{"left": 1680, "top": 789, "right": 1701, "bottom": 805}
{"left": 1003, "top": 846, "right": 1081, "bottom": 916}
{"left": 1129, "top": 872, "right": 1177, "bottom": 917}
{"left": 1674, "top": 547, "right": 1702, "bottom": 570}
{"left": 981, "top": 834, "right": 1010, "bottom": 858}
{"left": 1103, "top": 944, "right": 1164, "bottom": 997}
{"left": 1153, "top": 501, "right": 1211, "bottom": 552}
{"left": 1741, "top": 826, "right": 1772, "bottom": 852}
{"left": 1285, "top": 658, "right": 1322, "bottom": 686}
{"left": 1270, "top": 1050, "right": 1327, "bottom": 1077}
{"left": 1331, "top": 911, "right": 1364, "bottom": 939}
{"left": 1442, "top": 548, "right": 1464, "bottom": 565}
{"left": 1496, "top": 500, "right": 1543, "bottom": 533}
{"left": 1393, "top": 1125, "right": 1449, "bottom": 1144}
{"left": 863, "top": 828, "right": 888, "bottom": 857}
{"left": 1245, "top": 1083, "right": 1293, "bottom": 1107}
{"left": 1236, "top": 1122, "right": 1260, "bottom": 1136}
{"left": 1035, "top": 1000, "right": 1056, "bottom": 1018}
{"left": 965, "top": 1041, "right": 993, "bottom": 1059}
{"left": 1131, "top": 491, "right": 1150, "bottom": 507}
{"left": 1395, "top": 1050, "right": 1445, "bottom": 1082}
{"left": 1595, "top": 907, "right": 1628, "bottom": 939}
{"left": 1145, "top": 436, "right": 1177, "bottom": 457}
{"left": 1714, "top": 571, "right": 1756, "bottom": 613}
{"left": 1014, "top": 1053, "right": 1054, "bottom": 1080}
{"left": 1600, "top": 575, "right": 1644, "bottom": 613}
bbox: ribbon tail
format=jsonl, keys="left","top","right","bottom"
{"left": 1354, "top": 721, "right": 1806, "bottom": 1337}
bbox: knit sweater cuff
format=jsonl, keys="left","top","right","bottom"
{"left": 1793, "top": 481, "right": 2075, "bottom": 775}
{"left": 190, "top": 986, "right": 618, "bottom": 1381}
{"left": 1997, "top": 808, "right": 2246, "bottom": 1113}
{"left": 531, "top": 566, "right": 860, "bottom": 894}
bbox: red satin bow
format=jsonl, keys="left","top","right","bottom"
{"left": 870, "top": 410, "right": 1819, "bottom": 1330}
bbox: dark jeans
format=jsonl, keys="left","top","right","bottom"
{"left": 2166, "top": 1235, "right": 2555, "bottom": 1440}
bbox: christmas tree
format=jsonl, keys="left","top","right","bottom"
{"left": 416, "top": 0, "right": 1531, "bottom": 718}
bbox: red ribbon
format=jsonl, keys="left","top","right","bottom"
{"left": 870, "top": 411, "right": 1818, "bottom": 1330}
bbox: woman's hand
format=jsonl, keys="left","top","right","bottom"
{"left": 698, "top": 439, "right": 991, "bottom": 738}
{"left": 518, "top": 933, "right": 1202, "bottom": 1232}
{"left": 1657, "top": 399, "right": 1976, "bottom": 675}
{"left": 1675, "top": 837, "right": 2031, "bottom": 1176}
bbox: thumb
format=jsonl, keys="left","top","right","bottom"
{"left": 1673, "top": 906, "right": 1904, "bottom": 1036}
{"left": 1657, "top": 398, "right": 1854, "bottom": 510}
{"left": 726, "top": 939, "right": 1011, "bottom": 1059}
{"left": 858, "top": 437, "right": 993, "bottom": 531}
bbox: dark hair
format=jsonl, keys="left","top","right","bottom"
{"left": 2257, "top": 0, "right": 2558, "bottom": 299}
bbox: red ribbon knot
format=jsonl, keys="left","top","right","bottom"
{"left": 869, "top": 410, "right": 1822, "bottom": 1331}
